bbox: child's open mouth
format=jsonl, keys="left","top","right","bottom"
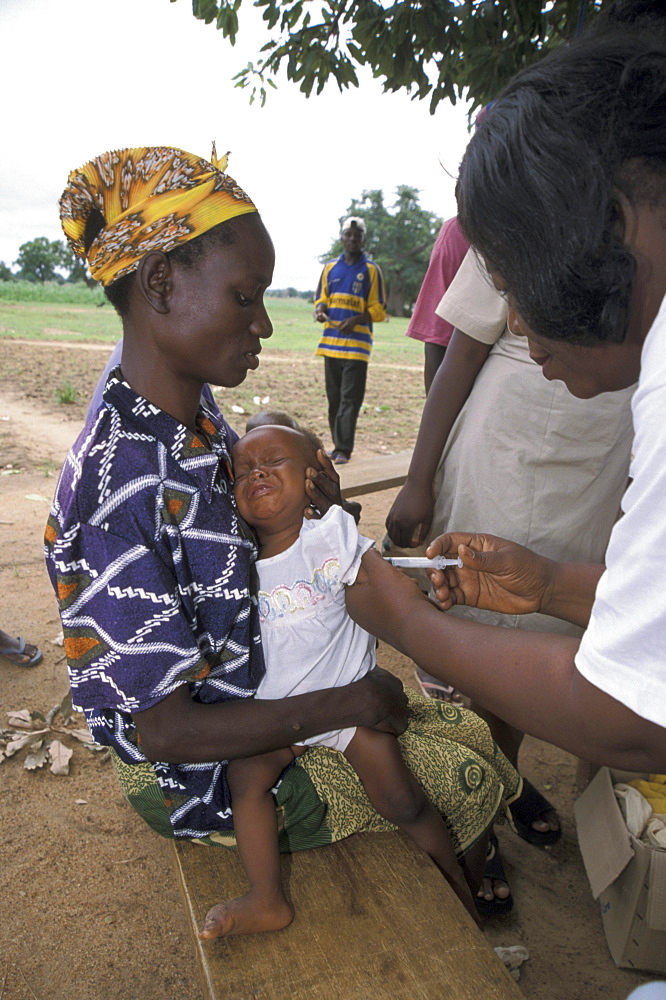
{"left": 248, "top": 482, "right": 274, "bottom": 498}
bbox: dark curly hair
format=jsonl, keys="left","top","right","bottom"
{"left": 82, "top": 210, "right": 236, "bottom": 317}
{"left": 456, "top": 28, "right": 666, "bottom": 346}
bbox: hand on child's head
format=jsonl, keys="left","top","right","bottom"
{"left": 304, "top": 449, "right": 347, "bottom": 520}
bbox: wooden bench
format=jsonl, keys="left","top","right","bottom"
{"left": 173, "top": 831, "right": 522, "bottom": 1000}
{"left": 338, "top": 448, "right": 412, "bottom": 498}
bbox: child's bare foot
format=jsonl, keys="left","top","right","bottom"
{"left": 198, "top": 892, "right": 294, "bottom": 939}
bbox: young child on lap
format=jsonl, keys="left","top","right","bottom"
{"left": 199, "top": 422, "right": 482, "bottom": 939}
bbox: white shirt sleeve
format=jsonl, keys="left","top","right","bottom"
{"left": 575, "top": 295, "right": 666, "bottom": 728}
{"left": 436, "top": 249, "right": 508, "bottom": 345}
{"left": 299, "top": 506, "right": 375, "bottom": 586}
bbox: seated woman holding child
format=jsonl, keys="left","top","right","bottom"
{"left": 46, "top": 145, "right": 521, "bottom": 934}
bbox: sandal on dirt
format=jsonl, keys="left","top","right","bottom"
{"left": 0, "top": 636, "right": 43, "bottom": 668}
{"left": 332, "top": 451, "right": 350, "bottom": 465}
{"left": 416, "top": 668, "right": 464, "bottom": 706}
{"left": 509, "top": 778, "right": 561, "bottom": 846}
{"left": 475, "top": 832, "right": 513, "bottom": 917}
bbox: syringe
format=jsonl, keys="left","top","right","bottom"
{"left": 383, "top": 556, "right": 463, "bottom": 569}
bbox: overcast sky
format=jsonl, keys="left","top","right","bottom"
{"left": 1, "top": 0, "right": 473, "bottom": 290}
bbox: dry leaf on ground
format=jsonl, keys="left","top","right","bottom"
{"left": 69, "top": 728, "right": 94, "bottom": 744}
{"left": 48, "top": 739, "right": 73, "bottom": 775}
{"left": 6, "top": 709, "right": 33, "bottom": 728}
{"left": 24, "top": 743, "right": 49, "bottom": 770}
{"left": 4, "top": 730, "right": 49, "bottom": 756}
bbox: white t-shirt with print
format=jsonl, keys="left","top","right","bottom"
{"left": 255, "top": 505, "right": 375, "bottom": 751}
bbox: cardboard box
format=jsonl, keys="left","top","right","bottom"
{"left": 575, "top": 766, "right": 666, "bottom": 973}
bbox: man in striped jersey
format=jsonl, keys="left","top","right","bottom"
{"left": 314, "top": 217, "right": 387, "bottom": 464}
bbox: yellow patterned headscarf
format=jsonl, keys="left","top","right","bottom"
{"left": 59, "top": 145, "right": 257, "bottom": 287}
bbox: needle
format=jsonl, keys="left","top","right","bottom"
{"left": 383, "top": 556, "right": 463, "bottom": 569}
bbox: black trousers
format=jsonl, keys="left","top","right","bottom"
{"left": 324, "top": 356, "right": 368, "bottom": 457}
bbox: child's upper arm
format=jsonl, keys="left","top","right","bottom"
{"left": 351, "top": 546, "right": 380, "bottom": 587}
{"left": 346, "top": 548, "right": 437, "bottom": 653}
{"left": 348, "top": 548, "right": 426, "bottom": 606}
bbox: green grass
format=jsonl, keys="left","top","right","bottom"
{"left": 0, "top": 283, "right": 421, "bottom": 364}
{"left": 0, "top": 279, "right": 120, "bottom": 340}
{"left": 55, "top": 380, "right": 79, "bottom": 404}
{"left": 0, "top": 301, "right": 123, "bottom": 341}
{"left": 0, "top": 280, "right": 106, "bottom": 305}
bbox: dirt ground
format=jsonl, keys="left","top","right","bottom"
{"left": 0, "top": 339, "right": 655, "bottom": 1000}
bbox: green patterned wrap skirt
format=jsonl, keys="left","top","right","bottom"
{"left": 111, "top": 689, "right": 520, "bottom": 856}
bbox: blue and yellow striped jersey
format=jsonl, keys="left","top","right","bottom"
{"left": 314, "top": 253, "right": 387, "bottom": 362}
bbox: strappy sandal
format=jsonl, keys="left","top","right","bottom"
{"left": 509, "top": 778, "right": 561, "bottom": 846}
{"left": 475, "top": 832, "right": 514, "bottom": 917}
{"left": 0, "top": 636, "right": 43, "bottom": 668}
{"left": 416, "top": 668, "right": 464, "bottom": 705}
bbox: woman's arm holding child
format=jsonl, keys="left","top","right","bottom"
{"left": 133, "top": 665, "right": 408, "bottom": 764}
{"left": 305, "top": 449, "right": 361, "bottom": 523}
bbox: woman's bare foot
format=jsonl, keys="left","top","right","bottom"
{"left": 509, "top": 778, "right": 561, "bottom": 845}
{"left": 478, "top": 873, "right": 511, "bottom": 904}
{"left": 199, "top": 892, "right": 294, "bottom": 939}
{"left": 474, "top": 833, "right": 513, "bottom": 917}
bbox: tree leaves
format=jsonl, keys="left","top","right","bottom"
{"left": 13, "top": 237, "right": 83, "bottom": 283}
{"left": 185, "top": 0, "right": 608, "bottom": 112}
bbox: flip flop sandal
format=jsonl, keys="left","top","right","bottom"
{"left": 509, "top": 778, "right": 561, "bottom": 846}
{"left": 416, "top": 668, "right": 464, "bottom": 705}
{"left": 475, "top": 832, "right": 514, "bottom": 917}
{"left": 332, "top": 452, "right": 349, "bottom": 465}
{"left": 0, "top": 636, "right": 43, "bottom": 668}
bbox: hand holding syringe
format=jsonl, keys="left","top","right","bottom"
{"left": 383, "top": 556, "right": 463, "bottom": 569}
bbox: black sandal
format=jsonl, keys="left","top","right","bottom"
{"left": 509, "top": 778, "right": 561, "bottom": 846}
{"left": 475, "top": 832, "right": 513, "bottom": 917}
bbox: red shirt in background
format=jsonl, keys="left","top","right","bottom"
{"left": 406, "top": 217, "right": 469, "bottom": 347}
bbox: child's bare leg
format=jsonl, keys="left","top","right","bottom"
{"left": 344, "top": 728, "right": 481, "bottom": 926}
{"left": 199, "top": 747, "right": 297, "bottom": 940}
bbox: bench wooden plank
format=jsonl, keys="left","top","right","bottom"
{"left": 173, "top": 831, "right": 522, "bottom": 1000}
{"left": 338, "top": 449, "right": 412, "bottom": 498}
